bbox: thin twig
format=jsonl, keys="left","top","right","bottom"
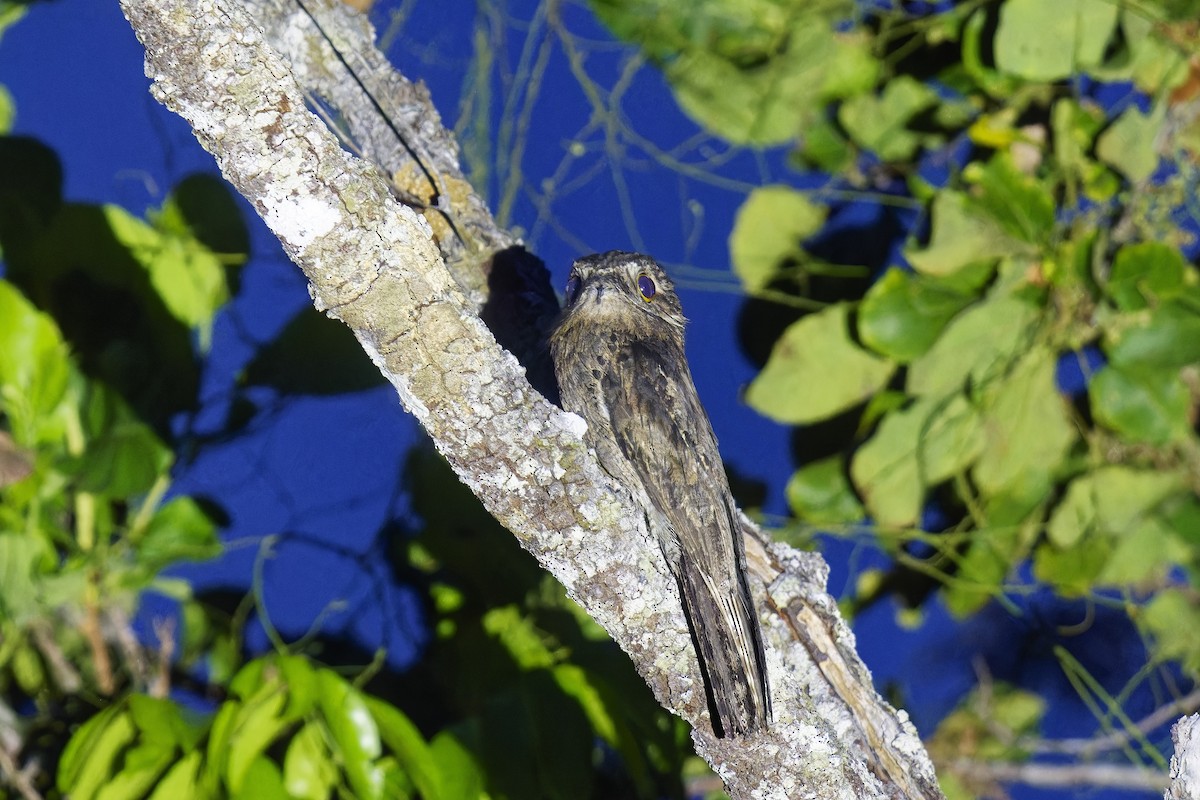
{"left": 1031, "top": 689, "right": 1200, "bottom": 758}
{"left": 28, "top": 623, "right": 81, "bottom": 693}
{"left": 948, "top": 758, "right": 1168, "bottom": 792}
{"left": 82, "top": 594, "right": 114, "bottom": 695}
{"left": 150, "top": 618, "right": 176, "bottom": 699}
{"left": 0, "top": 736, "right": 43, "bottom": 800}
{"left": 106, "top": 606, "right": 148, "bottom": 688}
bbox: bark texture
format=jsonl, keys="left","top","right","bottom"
{"left": 1167, "top": 715, "right": 1200, "bottom": 800}
{"left": 120, "top": 1, "right": 944, "bottom": 797}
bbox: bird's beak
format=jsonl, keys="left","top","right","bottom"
{"left": 579, "top": 279, "right": 606, "bottom": 304}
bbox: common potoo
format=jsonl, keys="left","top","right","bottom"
{"left": 549, "top": 251, "right": 770, "bottom": 737}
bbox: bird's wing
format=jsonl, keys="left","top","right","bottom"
{"left": 599, "top": 338, "right": 769, "bottom": 735}
{"left": 599, "top": 339, "right": 725, "bottom": 549}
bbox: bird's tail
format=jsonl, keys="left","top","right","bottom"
{"left": 677, "top": 550, "right": 771, "bottom": 737}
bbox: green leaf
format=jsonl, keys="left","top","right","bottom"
{"left": 994, "top": 0, "right": 1119, "bottom": 81}
{"left": 154, "top": 174, "right": 249, "bottom": 265}
{"left": 228, "top": 657, "right": 267, "bottom": 699}
{"left": 514, "top": 670, "right": 594, "bottom": 800}
{"left": 858, "top": 267, "right": 973, "bottom": 361}
{"left": 1032, "top": 537, "right": 1110, "bottom": 596}
{"left": 147, "top": 576, "right": 193, "bottom": 602}
{"left": 278, "top": 654, "right": 320, "bottom": 720}
{"left": 550, "top": 663, "right": 617, "bottom": 742}
{"left": 1091, "top": 364, "right": 1191, "bottom": 445}
{"left": 0, "top": 533, "right": 47, "bottom": 623}
{"left": 378, "top": 758, "right": 416, "bottom": 800}
{"left": 35, "top": 569, "right": 87, "bottom": 620}
{"left": 11, "top": 641, "right": 45, "bottom": 694}
{"left": 960, "top": 7, "right": 1021, "bottom": 98}
{"left": 820, "top": 29, "right": 880, "bottom": 99}
{"left": 1165, "top": 496, "right": 1200, "bottom": 546}
{"left": 729, "top": 186, "right": 826, "bottom": 293}
{"left": 58, "top": 707, "right": 137, "bottom": 800}
{"left": 72, "top": 420, "right": 172, "bottom": 497}
{"left": 746, "top": 304, "right": 895, "bottom": 424}
{"left": 907, "top": 294, "right": 1040, "bottom": 397}
{"left": 2, "top": 202, "right": 204, "bottom": 431}
{"left": 838, "top": 75, "right": 939, "bottom": 162}
{"left": 907, "top": 153, "right": 1051, "bottom": 281}
{"left": 467, "top": 670, "right": 592, "bottom": 800}
{"left": 203, "top": 700, "right": 239, "bottom": 792}
{"left": 59, "top": 707, "right": 118, "bottom": 793}
{"left": 317, "top": 668, "right": 384, "bottom": 800}
{"left": 992, "top": 687, "right": 1046, "bottom": 734}
{"left": 972, "top": 346, "right": 1076, "bottom": 494}
{"left": 0, "top": 85, "right": 13, "bottom": 134}
{"left": 1044, "top": 229, "right": 1097, "bottom": 289}
{"left": 785, "top": 456, "right": 864, "bottom": 526}
{"left": 482, "top": 605, "right": 557, "bottom": 669}
{"left": 1097, "top": 514, "right": 1188, "bottom": 585}
{"left": 232, "top": 756, "right": 287, "bottom": 800}
{"left": 365, "top": 696, "right": 444, "bottom": 800}
{"left": 104, "top": 204, "right": 229, "bottom": 346}
{"left": 1106, "top": 301, "right": 1200, "bottom": 369}
{"left": 0, "top": 4, "right": 27, "bottom": 44}
{"left": 283, "top": 722, "right": 338, "bottom": 800}
{"left": 139, "top": 496, "right": 221, "bottom": 571}
{"left": 550, "top": 663, "right": 661, "bottom": 797}
{"left": 242, "top": 307, "right": 385, "bottom": 395}
{"left": 1105, "top": 242, "right": 1187, "bottom": 311}
{"left": 225, "top": 684, "right": 290, "bottom": 794}
{"left": 940, "top": 773, "right": 976, "bottom": 800}
{"left": 793, "top": 114, "right": 853, "bottom": 172}
{"left": 147, "top": 751, "right": 203, "bottom": 800}
{"left": 965, "top": 153, "right": 1056, "bottom": 245}
{"left": 905, "top": 191, "right": 1028, "bottom": 277}
{"left": 96, "top": 740, "right": 176, "bottom": 800}
{"left": 945, "top": 510, "right": 1038, "bottom": 617}
{"left": 1051, "top": 98, "right": 1114, "bottom": 199}
{"left": 1045, "top": 466, "right": 1183, "bottom": 549}
{"left": 1141, "top": 589, "right": 1200, "bottom": 674}
{"left": 0, "top": 280, "right": 72, "bottom": 436}
{"left": 638, "top": 8, "right": 873, "bottom": 145}
{"left": 429, "top": 731, "right": 485, "bottom": 800}
{"left": 850, "top": 393, "right": 984, "bottom": 528}
{"left": 1119, "top": 12, "right": 1191, "bottom": 94}
{"left": 1096, "top": 103, "right": 1165, "bottom": 183}
{"left": 128, "top": 694, "right": 207, "bottom": 751}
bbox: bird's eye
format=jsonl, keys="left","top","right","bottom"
{"left": 637, "top": 275, "right": 656, "bottom": 302}
{"left": 564, "top": 275, "right": 582, "bottom": 306}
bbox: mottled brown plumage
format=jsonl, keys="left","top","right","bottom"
{"left": 549, "top": 251, "right": 770, "bottom": 737}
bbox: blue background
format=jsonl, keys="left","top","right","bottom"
{"left": 0, "top": 3, "right": 1176, "bottom": 798}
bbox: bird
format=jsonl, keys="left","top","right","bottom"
{"left": 548, "top": 250, "right": 770, "bottom": 737}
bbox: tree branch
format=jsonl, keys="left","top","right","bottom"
{"left": 1167, "top": 714, "right": 1200, "bottom": 800}
{"left": 119, "top": 0, "right": 943, "bottom": 796}
{"left": 948, "top": 759, "right": 1166, "bottom": 793}
{"left": 1029, "top": 689, "right": 1200, "bottom": 759}
{"left": 0, "top": 699, "right": 41, "bottom": 800}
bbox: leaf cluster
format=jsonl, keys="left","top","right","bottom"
{"left": 593, "top": 0, "right": 1200, "bottom": 734}
{"left": 48, "top": 450, "right": 698, "bottom": 800}
{"left": 0, "top": 54, "right": 242, "bottom": 787}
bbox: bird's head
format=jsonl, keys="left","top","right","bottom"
{"left": 556, "top": 251, "right": 686, "bottom": 335}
